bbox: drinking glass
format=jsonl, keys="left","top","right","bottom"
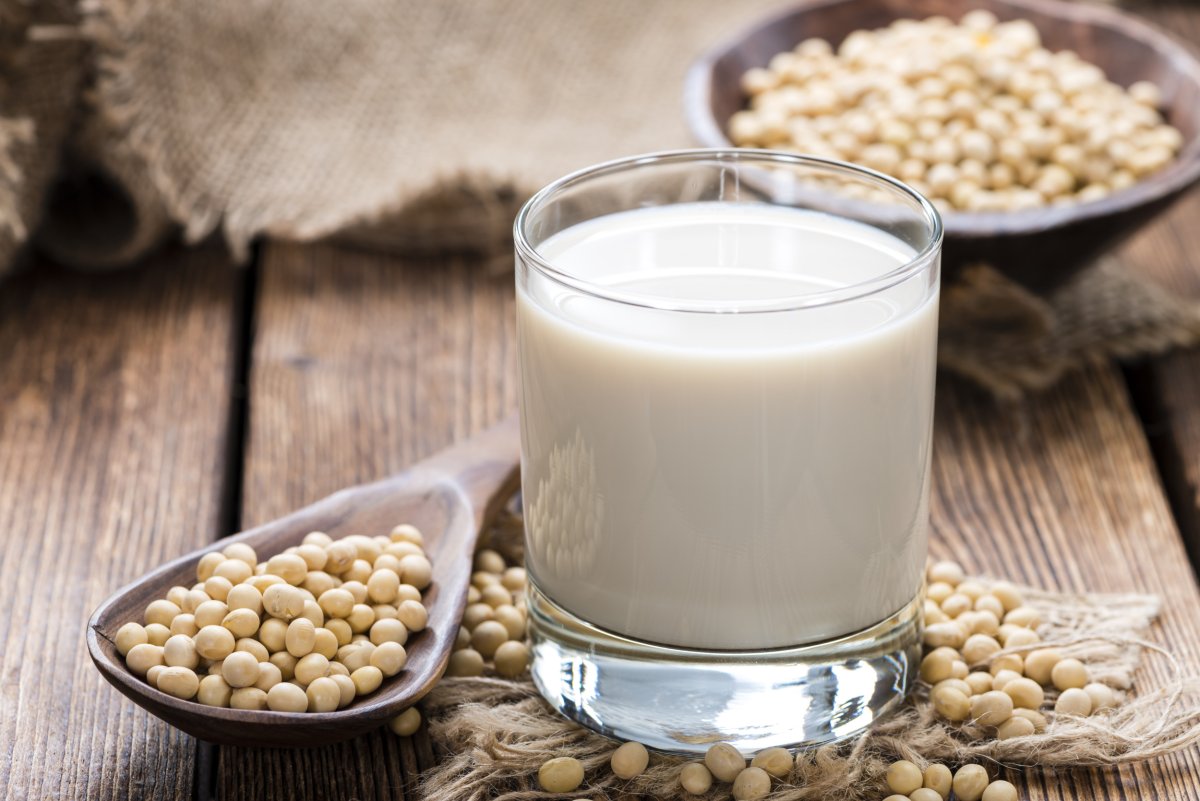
{"left": 514, "top": 149, "right": 942, "bottom": 753}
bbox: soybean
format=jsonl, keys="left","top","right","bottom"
{"left": 923, "top": 763, "right": 952, "bottom": 798}
{"left": 970, "top": 691, "right": 1014, "bottom": 727}
{"left": 680, "top": 763, "right": 713, "bottom": 794}
{"left": 538, "top": 757, "right": 584, "bottom": 793}
{"left": 952, "top": 764, "right": 990, "bottom": 801}
{"left": 266, "top": 682, "right": 308, "bottom": 712}
{"left": 115, "top": 622, "right": 148, "bottom": 656}
{"left": 611, "top": 741, "right": 650, "bottom": 779}
{"left": 1055, "top": 687, "right": 1093, "bottom": 716}
{"left": 493, "top": 640, "right": 530, "bottom": 679}
{"left": 750, "top": 746, "right": 791, "bottom": 778}
{"left": 157, "top": 667, "right": 200, "bottom": 700}
{"left": 705, "top": 743, "right": 746, "bottom": 782}
{"left": 1051, "top": 658, "right": 1090, "bottom": 691}
{"left": 732, "top": 766, "right": 771, "bottom": 801}
{"left": 389, "top": 707, "right": 422, "bottom": 736}
{"left": 886, "top": 760, "right": 923, "bottom": 795}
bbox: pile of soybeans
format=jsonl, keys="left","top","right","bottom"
{"left": 920, "top": 559, "right": 1118, "bottom": 738}
{"left": 116, "top": 527, "right": 431, "bottom": 714}
{"left": 114, "top": 531, "right": 1125, "bottom": 799}
{"left": 730, "top": 11, "right": 1183, "bottom": 212}
{"left": 115, "top": 525, "right": 531, "bottom": 735}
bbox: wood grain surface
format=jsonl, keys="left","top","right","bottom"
{"left": 1116, "top": 0, "right": 1200, "bottom": 568}
{"left": 1121, "top": 188, "right": 1200, "bottom": 567}
{"left": 203, "top": 236, "right": 1200, "bottom": 800}
{"left": 932, "top": 367, "right": 1200, "bottom": 799}
{"left": 0, "top": 247, "right": 238, "bottom": 801}
{"left": 3, "top": 4, "right": 1200, "bottom": 800}
{"left": 214, "top": 242, "right": 516, "bottom": 800}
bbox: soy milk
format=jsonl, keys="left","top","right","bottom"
{"left": 518, "top": 202, "right": 938, "bottom": 650}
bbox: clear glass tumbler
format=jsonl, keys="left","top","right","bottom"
{"left": 514, "top": 150, "right": 942, "bottom": 753}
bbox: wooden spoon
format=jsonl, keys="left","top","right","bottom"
{"left": 87, "top": 416, "right": 521, "bottom": 747}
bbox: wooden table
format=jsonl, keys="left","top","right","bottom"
{"left": 5, "top": 11, "right": 1200, "bottom": 801}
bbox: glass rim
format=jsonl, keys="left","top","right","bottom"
{"left": 513, "top": 148, "right": 944, "bottom": 314}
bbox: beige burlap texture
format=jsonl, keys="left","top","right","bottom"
{"left": 1, "top": 0, "right": 1199, "bottom": 396}
{"left": 413, "top": 516, "right": 1200, "bottom": 801}
{"left": 67, "top": 0, "right": 792, "bottom": 263}
{"left": 940, "top": 258, "right": 1200, "bottom": 398}
{"left": 0, "top": 0, "right": 87, "bottom": 273}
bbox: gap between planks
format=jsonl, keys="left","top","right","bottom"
{"left": 194, "top": 250, "right": 261, "bottom": 801}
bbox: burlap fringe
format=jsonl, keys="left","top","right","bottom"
{"left": 939, "top": 259, "right": 1200, "bottom": 400}
{"left": 418, "top": 586, "right": 1200, "bottom": 801}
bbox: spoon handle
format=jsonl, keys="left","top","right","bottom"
{"left": 419, "top": 415, "right": 522, "bottom": 533}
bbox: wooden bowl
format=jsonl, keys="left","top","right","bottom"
{"left": 685, "top": 0, "right": 1200, "bottom": 291}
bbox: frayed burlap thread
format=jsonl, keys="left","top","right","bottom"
{"left": 939, "top": 258, "right": 1200, "bottom": 399}
{"left": 418, "top": 585, "right": 1200, "bottom": 801}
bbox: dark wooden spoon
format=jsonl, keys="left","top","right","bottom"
{"left": 87, "top": 416, "right": 521, "bottom": 747}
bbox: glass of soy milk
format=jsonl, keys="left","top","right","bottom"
{"left": 514, "top": 150, "right": 941, "bottom": 753}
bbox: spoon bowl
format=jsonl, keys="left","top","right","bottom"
{"left": 87, "top": 417, "right": 521, "bottom": 747}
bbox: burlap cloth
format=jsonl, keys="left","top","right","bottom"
{"left": 412, "top": 514, "right": 1200, "bottom": 801}
{"left": 2, "top": 0, "right": 1200, "bottom": 397}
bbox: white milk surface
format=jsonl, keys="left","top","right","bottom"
{"left": 518, "top": 203, "right": 938, "bottom": 650}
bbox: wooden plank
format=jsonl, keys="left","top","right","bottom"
{"left": 1119, "top": 196, "right": 1200, "bottom": 566}
{"left": 931, "top": 366, "right": 1200, "bottom": 799}
{"left": 217, "top": 241, "right": 516, "bottom": 800}
{"left": 1119, "top": 0, "right": 1200, "bottom": 568}
{"left": 0, "top": 246, "right": 239, "bottom": 801}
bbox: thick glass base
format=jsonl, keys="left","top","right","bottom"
{"left": 527, "top": 583, "right": 921, "bottom": 754}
